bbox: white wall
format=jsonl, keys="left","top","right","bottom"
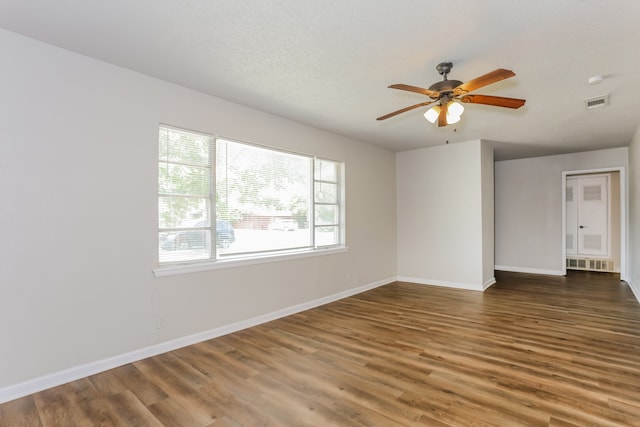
{"left": 495, "top": 147, "right": 629, "bottom": 276}
{"left": 481, "top": 142, "right": 495, "bottom": 287}
{"left": 629, "top": 126, "right": 640, "bottom": 299}
{"left": 396, "top": 140, "right": 494, "bottom": 290}
{"left": 0, "top": 28, "right": 397, "bottom": 396}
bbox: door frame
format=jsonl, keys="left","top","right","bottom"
{"left": 566, "top": 173, "right": 611, "bottom": 258}
{"left": 561, "top": 166, "right": 627, "bottom": 279}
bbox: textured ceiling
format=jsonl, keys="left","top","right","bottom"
{"left": 1, "top": 0, "right": 639, "bottom": 160}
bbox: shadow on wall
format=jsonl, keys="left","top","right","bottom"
{"left": 490, "top": 140, "right": 578, "bottom": 162}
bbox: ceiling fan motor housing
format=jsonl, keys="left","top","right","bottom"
{"left": 428, "top": 79, "right": 463, "bottom": 96}
{"left": 430, "top": 62, "right": 461, "bottom": 98}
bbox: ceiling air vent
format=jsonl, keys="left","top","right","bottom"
{"left": 584, "top": 95, "right": 609, "bottom": 110}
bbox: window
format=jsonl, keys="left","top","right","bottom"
{"left": 314, "top": 159, "right": 341, "bottom": 246}
{"left": 158, "top": 126, "right": 343, "bottom": 265}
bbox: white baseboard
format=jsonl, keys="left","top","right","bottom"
{"left": 0, "top": 277, "right": 395, "bottom": 405}
{"left": 396, "top": 276, "right": 485, "bottom": 292}
{"left": 483, "top": 277, "right": 497, "bottom": 290}
{"left": 627, "top": 279, "right": 640, "bottom": 304}
{"left": 495, "top": 265, "right": 565, "bottom": 276}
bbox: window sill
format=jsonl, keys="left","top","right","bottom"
{"left": 153, "top": 246, "right": 349, "bottom": 277}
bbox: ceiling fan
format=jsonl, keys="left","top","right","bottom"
{"left": 377, "top": 62, "right": 526, "bottom": 126}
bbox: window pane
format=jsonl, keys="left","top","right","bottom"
{"left": 315, "top": 205, "right": 337, "bottom": 225}
{"left": 315, "top": 226, "right": 339, "bottom": 246}
{"left": 159, "top": 126, "right": 213, "bottom": 264}
{"left": 159, "top": 127, "right": 211, "bottom": 166}
{"left": 159, "top": 163, "right": 209, "bottom": 196}
{"left": 159, "top": 229, "right": 211, "bottom": 263}
{"left": 314, "top": 159, "right": 338, "bottom": 182}
{"left": 315, "top": 182, "right": 337, "bottom": 203}
{"left": 158, "top": 197, "right": 209, "bottom": 229}
{"left": 159, "top": 197, "right": 209, "bottom": 229}
{"left": 216, "top": 139, "right": 312, "bottom": 256}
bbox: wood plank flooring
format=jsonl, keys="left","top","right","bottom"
{"left": 2, "top": 271, "right": 640, "bottom": 426}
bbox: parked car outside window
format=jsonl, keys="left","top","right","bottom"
{"left": 161, "top": 220, "right": 235, "bottom": 250}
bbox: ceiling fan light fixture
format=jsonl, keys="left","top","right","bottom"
{"left": 446, "top": 112, "right": 462, "bottom": 125}
{"left": 424, "top": 100, "right": 464, "bottom": 125}
{"left": 424, "top": 105, "right": 441, "bottom": 123}
{"left": 448, "top": 100, "right": 464, "bottom": 117}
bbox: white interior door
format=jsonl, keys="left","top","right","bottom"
{"left": 566, "top": 175, "right": 609, "bottom": 257}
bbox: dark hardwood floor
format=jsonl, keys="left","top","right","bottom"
{"left": 2, "top": 271, "right": 640, "bottom": 426}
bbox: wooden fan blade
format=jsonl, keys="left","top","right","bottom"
{"left": 452, "top": 69, "right": 516, "bottom": 96}
{"left": 388, "top": 84, "right": 440, "bottom": 98}
{"left": 376, "top": 101, "right": 435, "bottom": 121}
{"left": 459, "top": 94, "right": 526, "bottom": 109}
{"left": 437, "top": 101, "right": 448, "bottom": 127}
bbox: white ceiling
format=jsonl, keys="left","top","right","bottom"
{"left": 1, "top": 0, "right": 639, "bottom": 160}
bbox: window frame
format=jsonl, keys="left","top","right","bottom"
{"left": 313, "top": 158, "right": 343, "bottom": 248}
{"left": 155, "top": 125, "right": 346, "bottom": 276}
